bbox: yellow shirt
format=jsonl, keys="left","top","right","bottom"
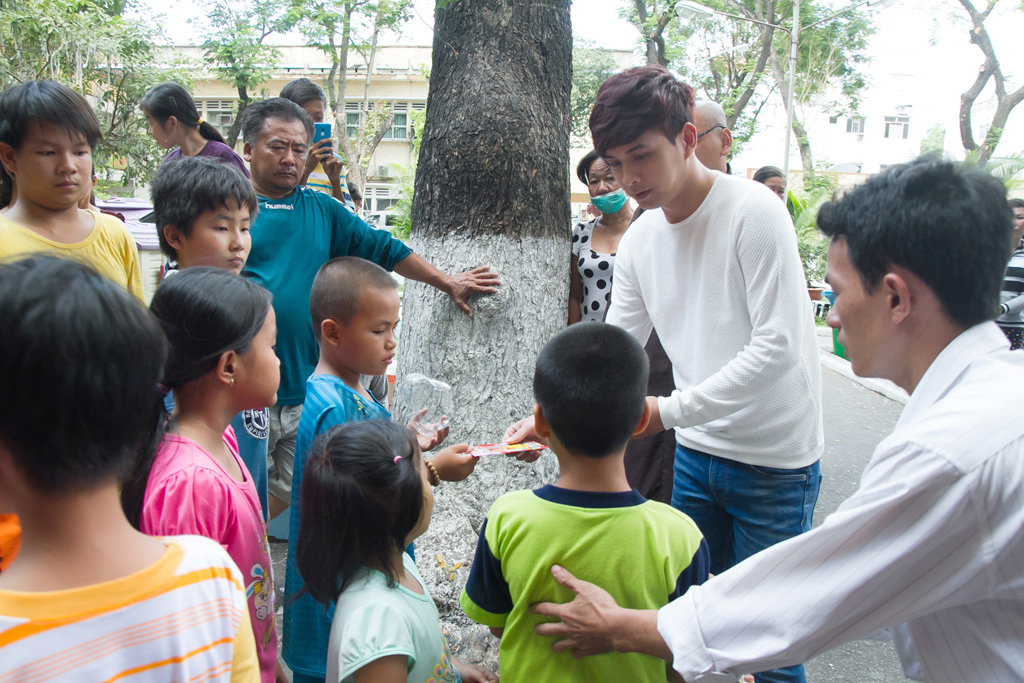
{"left": 0, "top": 535, "right": 259, "bottom": 682}
{"left": 0, "top": 209, "right": 144, "bottom": 301}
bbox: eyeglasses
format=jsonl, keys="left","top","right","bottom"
{"left": 697, "top": 124, "right": 726, "bottom": 140}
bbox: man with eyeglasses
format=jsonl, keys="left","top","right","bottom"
{"left": 693, "top": 101, "right": 733, "bottom": 174}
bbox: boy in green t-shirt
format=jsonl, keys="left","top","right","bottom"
{"left": 460, "top": 322, "right": 709, "bottom": 683}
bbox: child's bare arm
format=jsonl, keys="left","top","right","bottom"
{"left": 452, "top": 656, "right": 499, "bottom": 683}
{"left": 430, "top": 444, "right": 478, "bottom": 482}
{"left": 489, "top": 626, "right": 504, "bottom": 638}
{"left": 353, "top": 655, "right": 408, "bottom": 683}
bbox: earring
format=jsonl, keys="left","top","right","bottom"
{"left": 229, "top": 378, "right": 235, "bottom": 386}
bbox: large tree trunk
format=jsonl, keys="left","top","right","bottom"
{"left": 395, "top": 0, "right": 571, "bottom": 669}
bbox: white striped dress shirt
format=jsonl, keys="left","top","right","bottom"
{"left": 658, "top": 322, "right": 1024, "bottom": 681}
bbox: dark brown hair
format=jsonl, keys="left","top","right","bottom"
{"left": 589, "top": 66, "right": 695, "bottom": 156}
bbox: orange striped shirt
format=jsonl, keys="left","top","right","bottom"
{"left": 0, "top": 535, "right": 259, "bottom": 682}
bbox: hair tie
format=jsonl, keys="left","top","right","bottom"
{"left": 197, "top": 117, "right": 204, "bottom": 125}
{"left": 393, "top": 455, "right": 402, "bottom": 464}
{"left": 156, "top": 383, "right": 170, "bottom": 398}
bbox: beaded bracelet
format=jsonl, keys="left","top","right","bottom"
{"left": 424, "top": 459, "right": 441, "bottom": 487}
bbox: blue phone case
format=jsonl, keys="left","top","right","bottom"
{"left": 313, "top": 122, "right": 331, "bottom": 144}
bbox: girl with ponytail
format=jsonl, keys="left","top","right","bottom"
{"left": 121, "top": 267, "right": 281, "bottom": 683}
{"left": 141, "top": 82, "right": 250, "bottom": 177}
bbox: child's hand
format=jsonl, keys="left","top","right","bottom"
{"left": 430, "top": 443, "right": 477, "bottom": 482}
{"left": 408, "top": 409, "right": 449, "bottom": 452}
{"left": 452, "top": 657, "right": 498, "bottom": 683}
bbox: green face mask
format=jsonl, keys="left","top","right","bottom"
{"left": 590, "top": 187, "right": 627, "bottom": 214}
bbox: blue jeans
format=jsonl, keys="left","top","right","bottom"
{"left": 672, "top": 443, "right": 821, "bottom": 683}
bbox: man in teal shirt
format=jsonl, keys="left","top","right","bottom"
{"left": 239, "top": 97, "right": 499, "bottom": 519}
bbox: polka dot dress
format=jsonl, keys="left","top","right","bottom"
{"left": 571, "top": 220, "right": 616, "bottom": 322}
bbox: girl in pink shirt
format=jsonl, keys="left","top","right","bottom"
{"left": 121, "top": 267, "right": 282, "bottom": 683}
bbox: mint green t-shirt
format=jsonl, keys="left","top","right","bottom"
{"left": 327, "top": 553, "right": 462, "bottom": 683}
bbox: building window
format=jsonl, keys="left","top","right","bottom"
{"left": 345, "top": 102, "right": 362, "bottom": 138}
{"left": 846, "top": 116, "right": 865, "bottom": 134}
{"left": 884, "top": 115, "right": 910, "bottom": 139}
{"left": 829, "top": 115, "right": 839, "bottom": 124}
{"left": 199, "top": 99, "right": 237, "bottom": 139}
{"left": 384, "top": 113, "right": 408, "bottom": 140}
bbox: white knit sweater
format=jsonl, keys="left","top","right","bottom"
{"left": 607, "top": 173, "right": 823, "bottom": 468}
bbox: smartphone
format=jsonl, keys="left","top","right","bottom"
{"left": 313, "top": 122, "right": 332, "bottom": 145}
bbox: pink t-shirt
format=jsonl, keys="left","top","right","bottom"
{"left": 141, "top": 427, "right": 277, "bottom": 683}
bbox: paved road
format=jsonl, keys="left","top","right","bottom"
{"left": 803, "top": 366, "right": 907, "bottom": 682}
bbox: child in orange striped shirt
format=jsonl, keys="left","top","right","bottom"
{"left": 0, "top": 256, "right": 258, "bottom": 682}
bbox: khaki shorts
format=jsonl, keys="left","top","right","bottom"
{"left": 266, "top": 403, "right": 303, "bottom": 503}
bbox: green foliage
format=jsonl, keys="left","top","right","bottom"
{"left": 202, "top": 0, "right": 283, "bottom": 95}
{"left": 920, "top": 125, "right": 945, "bottom": 156}
{"left": 650, "top": 0, "right": 873, "bottom": 158}
{"left": 0, "top": 0, "right": 193, "bottom": 188}
{"left": 390, "top": 107, "right": 425, "bottom": 241}
{"left": 788, "top": 183, "right": 833, "bottom": 284}
{"left": 571, "top": 43, "right": 618, "bottom": 146}
{"left": 963, "top": 151, "right": 1024, "bottom": 191}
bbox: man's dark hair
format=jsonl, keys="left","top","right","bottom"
{"left": 241, "top": 97, "right": 313, "bottom": 145}
{"left": 1009, "top": 198, "right": 1024, "bottom": 210}
{"left": 310, "top": 256, "right": 397, "bottom": 339}
{"left": 347, "top": 182, "right": 362, "bottom": 202}
{"left": 589, "top": 66, "right": 695, "bottom": 157}
{"left": 817, "top": 156, "right": 1012, "bottom": 327}
{"left": 280, "top": 78, "right": 327, "bottom": 107}
{"left": 0, "top": 80, "right": 103, "bottom": 205}
{"left": 150, "top": 156, "right": 258, "bottom": 259}
{"left": 534, "top": 322, "right": 649, "bottom": 458}
{"left": 0, "top": 256, "right": 166, "bottom": 493}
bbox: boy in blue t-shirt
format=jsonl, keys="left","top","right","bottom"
{"left": 283, "top": 256, "right": 479, "bottom": 683}
{"left": 149, "top": 156, "right": 273, "bottom": 521}
{"left": 460, "top": 322, "right": 710, "bottom": 683}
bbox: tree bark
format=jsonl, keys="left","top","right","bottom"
{"left": 395, "top": 0, "right": 571, "bottom": 668}
{"left": 956, "top": 0, "right": 1024, "bottom": 164}
{"left": 770, "top": 51, "right": 815, "bottom": 184}
{"left": 226, "top": 86, "right": 248, "bottom": 149}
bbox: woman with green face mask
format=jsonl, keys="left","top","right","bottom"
{"left": 570, "top": 150, "right": 634, "bottom": 323}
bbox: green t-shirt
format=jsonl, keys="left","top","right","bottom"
{"left": 242, "top": 187, "right": 410, "bottom": 405}
{"left": 327, "top": 552, "right": 462, "bottom": 683}
{"left": 461, "top": 486, "right": 709, "bottom": 683}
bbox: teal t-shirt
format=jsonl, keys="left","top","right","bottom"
{"left": 241, "top": 187, "right": 410, "bottom": 405}
{"left": 460, "top": 486, "right": 709, "bottom": 683}
{"left": 282, "top": 373, "right": 390, "bottom": 677}
{"left": 327, "top": 553, "right": 462, "bottom": 683}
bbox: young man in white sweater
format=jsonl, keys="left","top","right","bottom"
{"left": 513, "top": 66, "right": 823, "bottom": 683}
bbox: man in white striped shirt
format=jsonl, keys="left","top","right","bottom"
{"left": 532, "top": 157, "right": 1024, "bottom": 682}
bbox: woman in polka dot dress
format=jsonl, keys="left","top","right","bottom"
{"left": 570, "top": 150, "right": 634, "bottom": 323}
